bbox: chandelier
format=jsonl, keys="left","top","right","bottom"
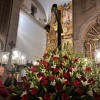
{"left": 0, "top": 48, "right": 26, "bottom": 66}
{"left": 0, "top": 52, "right": 9, "bottom": 65}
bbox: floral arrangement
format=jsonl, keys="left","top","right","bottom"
{"left": 84, "top": 59, "right": 100, "bottom": 95}
{"left": 13, "top": 45, "right": 100, "bottom": 100}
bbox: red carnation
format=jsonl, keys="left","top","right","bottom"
{"left": 53, "top": 68, "right": 59, "bottom": 73}
{"left": 22, "top": 94, "right": 28, "bottom": 100}
{"left": 43, "top": 93, "right": 51, "bottom": 100}
{"left": 55, "top": 85, "right": 62, "bottom": 92}
{"left": 17, "top": 82, "right": 23, "bottom": 86}
{"left": 64, "top": 72, "right": 70, "bottom": 79}
{"left": 37, "top": 72, "right": 43, "bottom": 77}
{"left": 88, "top": 78, "right": 95, "bottom": 85}
{"left": 31, "top": 88, "right": 38, "bottom": 95}
{"left": 72, "top": 58, "right": 78, "bottom": 62}
{"left": 69, "top": 66, "right": 75, "bottom": 71}
{"left": 52, "top": 56, "right": 59, "bottom": 61}
{"left": 49, "top": 75, "right": 56, "bottom": 81}
{"left": 74, "top": 80, "right": 81, "bottom": 87}
{"left": 76, "top": 88, "right": 84, "bottom": 94}
{"left": 41, "top": 75, "right": 47, "bottom": 80}
{"left": 41, "top": 60, "right": 48, "bottom": 66}
{"left": 59, "top": 62, "right": 64, "bottom": 67}
{"left": 64, "top": 80, "right": 70, "bottom": 86}
{"left": 93, "top": 92, "right": 100, "bottom": 100}
{"left": 63, "top": 55, "right": 68, "bottom": 60}
{"left": 0, "top": 86, "right": 9, "bottom": 97}
{"left": 43, "top": 53, "right": 48, "bottom": 59}
{"left": 41, "top": 80, "right": 48, "bottom": 86}
{"left": 79, "top": 76, "right": 86, "bottom": 81}
{"left": 45, "top": 65, "right": 51, "bottom": 70}
{"left": 85, "top": 67, "right": 91, "bottom": 72}
{"left": 61, "top": 92, "right": 69, "bottom": 100}
{"left": 31, "top": 67, "right": 36, "bottom": 72}
{"left": 24, "top": 82, "right": 30, "bottom": 89}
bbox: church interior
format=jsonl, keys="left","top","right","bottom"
{"left": 0, "top": 0, "right": 100, "bottom": 100}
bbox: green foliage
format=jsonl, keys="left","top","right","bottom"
{"left": 12, "top": 44, "right": 99, "bottom": 100}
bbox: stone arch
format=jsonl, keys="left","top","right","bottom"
{"left": 78, "top": 14, "right": 99, "bottom": 41}
{"left": 78, "top": 13, "right": 100, "bottom": 58}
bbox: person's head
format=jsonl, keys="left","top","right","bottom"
{"left": 7, "top": 72, "right": 13, "bottom": 78}
{"left": 44, "top": 24, "right": 50, "bottom": 33}
{"left": 0, "top": 66, "right": 4, "bottom": 77}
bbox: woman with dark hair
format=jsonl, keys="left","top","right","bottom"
{"left": 4, "top": 72, "right": 17, "bottom": 87}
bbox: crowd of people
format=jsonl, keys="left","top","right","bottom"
{"left": 0, "top": 65, "right": 27, "bottom": 100}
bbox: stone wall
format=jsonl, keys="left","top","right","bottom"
{"left": 73, "top": 0, "right": 100, "bottom": 53}
{"left": 0, "top": 0, "right": 21, "bottom": 52}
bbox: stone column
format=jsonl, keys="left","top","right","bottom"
{"left": 5, "top": 0, "right": 21, "bottom": 52}
{"left": 73, "top": 39, "right": 84, "bottom": 54}
{"left": 0, "top": 0, "right": 13, "bottom": 34}
{"left": 0, "top": 0, "right": 13, "bottom": 51}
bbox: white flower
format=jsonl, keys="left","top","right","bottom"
{"left": 59, "top": 78, "right": 66, "bottom": 83}
{"left": 21, "top": 91, "right": 27, "bottom": 97}
{"left": 87, "top": 90, "right": 93, "bottom": 96}
{"left": 37, "top": 77, "right": 42, "bottom": 82}
{"left": 72, "top": 68, "right": 77, "bottom": 72}
{"left": 29, "top": 70, "right": 32, "bottom": 74}
{"left": 76, "top": 74, "right": 82, "bottom": 79}
{"left": 33, "top": 61, "right": 39, "bottom": 66}
{"left": 50, "top": 80, "right": 56, "bottom": 86}
{"left": 39, "top": 77, "right": 42, "bottom": 81}
{"left": 30, "top": 82, "right": 34, "bottom": 88}
{"left": 81, "top": 81, "right": 89, "bottom": 86}
{"left": 69, "top": 72, "right": 73, "bottom": 76}
{"left": 51, "top": 65, "right": 56, "bottom": 68}
{"left": 83, "top": 66, "right": 86, "bottom": 70}
{"left": 41, "top": 69, "right": 46, "bottom": 73}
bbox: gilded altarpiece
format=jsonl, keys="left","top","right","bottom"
{"left": 47, "top": 1, "right": 73, "bottom": 50}
{"left": 84, "top": 22, "right": 100, "bottom": 59}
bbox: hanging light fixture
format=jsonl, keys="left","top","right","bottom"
{"left": 19, "top": 53, "right": 27, "bottom": 65}
{"left": 11, "top": 48, "right": 21, "bottom": 65}
{"left": 0, "top": 48, "right": 27, "bottom": 66}
{"left": 0, "top": 52, "right": 9, "bottom": 65}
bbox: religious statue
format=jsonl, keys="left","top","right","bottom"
{"left": 45, "top": 1, "right": 73, "bottom": 51}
